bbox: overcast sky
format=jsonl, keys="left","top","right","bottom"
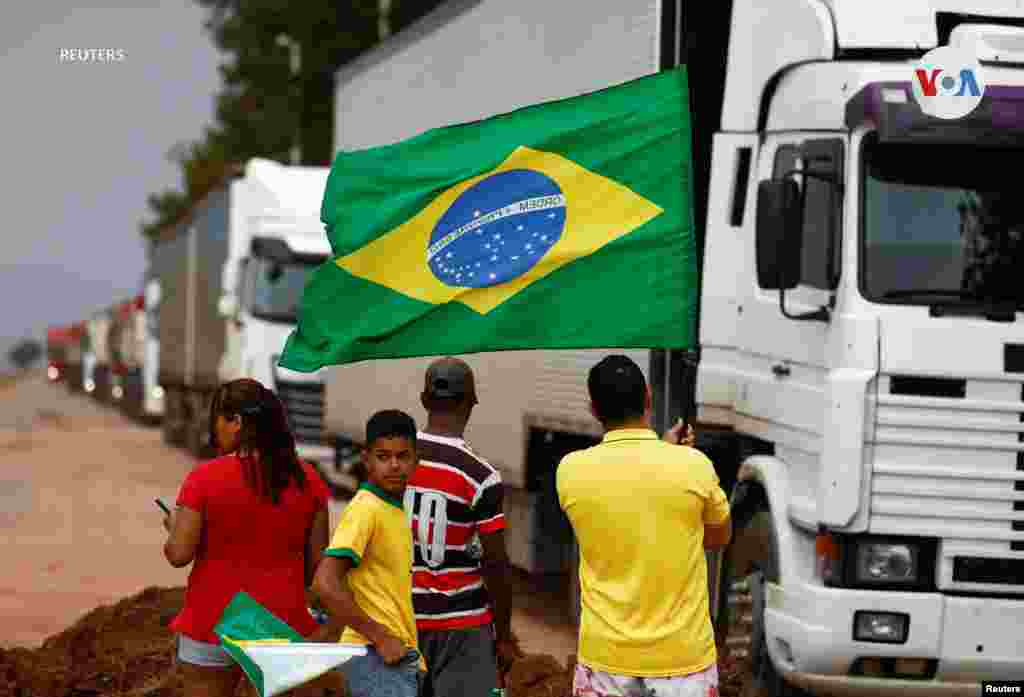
{"left": 0, "top": 2, "right": 222, "bottom": 372}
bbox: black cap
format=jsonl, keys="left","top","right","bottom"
{"left": 424, "top": 357, "right": 477, "bottom": 402}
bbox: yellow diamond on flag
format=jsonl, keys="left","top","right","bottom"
{"left": 337, "top": 146, "right": 663, "bottom": 315}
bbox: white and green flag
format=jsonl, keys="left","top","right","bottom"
{"left": 213, "top": 592, "right": 366, "bottom": 697}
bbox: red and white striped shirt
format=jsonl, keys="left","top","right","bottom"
{"left": 403, "top": 431, "right": 506, "bottom": 631}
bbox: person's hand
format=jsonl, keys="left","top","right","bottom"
{"left": 307, "top": 623, "right": 341, "bottom": 643}
{"left": 374, "top": 633, "right": 408, "bottom": 665}
{"left": 663, "top": 418, "right": 695, "bottom": 447}
{"left": 495, "top": 634, "right": 523, "bottom": 674}
{"left": 162, "top": 510, "right": 175, "bottom": 533}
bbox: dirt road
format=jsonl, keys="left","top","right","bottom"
{"left": 0, "top": 374, "right": 577, "bottom": 661}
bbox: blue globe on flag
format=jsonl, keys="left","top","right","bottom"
{"left": 427, "top": 168, "right": 567, "bottom": 288}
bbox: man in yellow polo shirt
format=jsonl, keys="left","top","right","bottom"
{"left": 313, "top": 409, "right": 426, "bottom": 697}
{"left": 557, "top": 355, "right": 732, "bottom": 697}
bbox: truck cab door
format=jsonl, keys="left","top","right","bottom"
{"left": 734, "top": 132, "right": 846, "bottom": 524}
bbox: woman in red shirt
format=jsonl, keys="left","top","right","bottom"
{"left": 162, "top": 378, "right": 332, "bottom": 697}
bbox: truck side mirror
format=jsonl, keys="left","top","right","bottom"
{"left": 756, "top": 178, "right": 831, "bottom": 322}
{"left": 756, "top": 179, "right": 803, "bottom": 290}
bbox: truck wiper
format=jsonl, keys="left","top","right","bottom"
{"left": 883, "top": 289, "right": 1019, "bottom": 322}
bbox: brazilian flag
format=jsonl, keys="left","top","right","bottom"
{"left": 214, "top": 592, "right": 367, "bottom": 697}
{"left": 280, "top": 67, "right": 696, "bottom": 370}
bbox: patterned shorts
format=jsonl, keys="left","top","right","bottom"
{"left": 572, "top": 662, "right": 718, "bottom": 697}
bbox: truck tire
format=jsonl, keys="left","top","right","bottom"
{"left": 716, "top": 501, "right": 807, "bottom": 697}
{"left": 185, "top": 390, "right": 212, "bottom": 457}
{"left": 745, "top": 513, "right": 806, "bottom": 695}
{"left": 162, "top": 387, "right": 185, "bottom": 447}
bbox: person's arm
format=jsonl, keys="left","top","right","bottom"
{"left": 163, "top": 505, "right": 202, "bottom": 567}
{"left": 479, "top": 529, "right": 522, "bottom": 667}
{"left": 705, "top": 514, "right": 732, "bottom": 550}
{"left": 306, "top": 508, "right": 330, "bottom": 588}
{"left": 311, "top": 556, "right": 406, "bottom": 664}
{"left": 305, "top": 507, "right": 342, "bottom": 641}
{"left": 703, "top": 464, "right": 733, "bottom": 551}
{"left": 474, "top": 474, "right": 522, "bottom": 669}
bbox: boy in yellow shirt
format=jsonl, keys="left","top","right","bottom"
{"left": 312, "top": 409, "right": 425, "bottom": 697}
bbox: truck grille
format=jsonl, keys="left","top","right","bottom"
{"left": 275, "top": 380, "right": 326, "bottom": 445}
{"left": 871, "top": 374, "right": 1024, "bottom": 592}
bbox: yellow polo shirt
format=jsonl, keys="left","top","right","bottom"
{"left": 325, "top": 483, "right": 425, "bottom": 671}
{"left": 556, "top": 428, "right": 730, "bottom": 677}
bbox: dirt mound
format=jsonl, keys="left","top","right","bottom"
{"left": 0, "top": 586, "right": 749, "bottom": 697}
{"left": 0, "top": 586, "right": 185, "bottom": 697}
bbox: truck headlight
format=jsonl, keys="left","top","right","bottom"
{"left": 855, "top": 542, "right": 919, "bottom": 584}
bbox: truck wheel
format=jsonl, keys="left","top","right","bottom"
{"left": 162, "top": 387, "right": 183, "bottom": 447}
{"left": 716, "top": 504, "right": 807, "bottom": 697}
{"left": 745, "top": 512, "right": 808, "bottom": 697}
{"left": 184, "top": 391, "right": 207, "bottom": 456}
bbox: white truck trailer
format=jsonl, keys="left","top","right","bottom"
{"left": 152, "top": 159, "right": 334, "bottom": 465}
{"left": 141, "top": 278, "right": 165, "bottom": 422}
{"left": 83, "top": 306, "right": 113, "bottom": 401}
{"left": 324, "top": 1, "right": 1024, "bottom": 694}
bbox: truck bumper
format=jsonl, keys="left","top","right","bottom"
{"left": 765, "top": 582, "right": 1024, "bottom": 696}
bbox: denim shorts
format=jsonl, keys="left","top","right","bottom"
{"left": 337, "top": 647, "right": 421, "bottom": 697}
{"left": 176, "top": 634, "right": 235, "bottom": 668}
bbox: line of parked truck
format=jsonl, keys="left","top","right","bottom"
{"left": 46, "top": 291, "right": 165, "bottom": 424}
{"left": 43, "top": 1, "right": 1024, "bottom": 692}
{"left": 45, "top": 157, "right": 336, "bottom": 466}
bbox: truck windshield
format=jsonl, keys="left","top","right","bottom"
{"left": 249, "top": 257, "right": 324, "bottom": 323}
{"left": 861, "top": 133, "right": 1024, "bottom": 311}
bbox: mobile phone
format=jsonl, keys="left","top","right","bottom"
{"left": 155, "top": 497, "right": 172, "bottom": 515}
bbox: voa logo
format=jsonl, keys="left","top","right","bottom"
{"left": 911, "top": 46, "right": 986, "bottom": 120}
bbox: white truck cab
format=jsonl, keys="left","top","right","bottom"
{"left": 217, "top": 159, "right": 335, "bottom": 466}
{"left": 699, "top": 2, "right": 1024, "bottom": 695}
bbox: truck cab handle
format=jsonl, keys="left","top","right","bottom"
{"left": 772, "top": 363, "right": 791, "bottom": 378}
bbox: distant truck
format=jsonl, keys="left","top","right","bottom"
{"left": 65, "top": 323, "right": 86, "bottom": 392}
{"left": 46, "top": 326, "right": 73, "bottom": 383}
{"left": 141, "top": 278, "right": 165, "bottom": 422}
{"left": 108, "top": 297, "right": 137, "bottom": 404}
{"left": 150, "top": 159, "right": 333, "bottom": 465}
{"left": 325, "top": 1, "right": 1024, "bottom": 695}
{"left": 108, "top": 294, "right": 163, "bottom": 423}
{"left": 84, "top": 306, "right": 115, "bottom": 402}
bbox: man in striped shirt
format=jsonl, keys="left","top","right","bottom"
{"left": 403, "top": 357, "right": 522, "bottom": 697}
